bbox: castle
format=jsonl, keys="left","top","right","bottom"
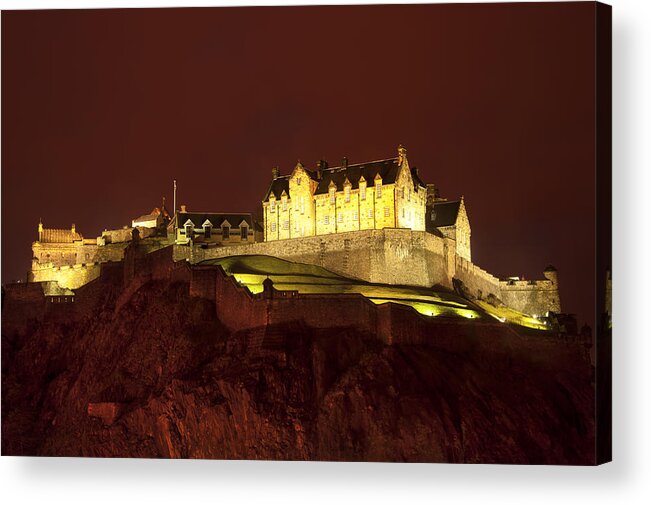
{"left": 27, "top": 145, "right": 561, "bottom": 318}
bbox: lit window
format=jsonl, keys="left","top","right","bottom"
{"left": 282, "top": 197, "right": 287, "bottom": 211}
{"left": 324, "top": 215, "right": 330, "bottom": 225}
{"left": 353, "top": 211, "right": 358, "bottom": 221}
{"left": 401, "top": 188, "right": 405, "bottom": 199}
{"left": 360, "top": 184, "right": 366, "bottom": 200}
{"left": 338, "top": 213, "right": 343, "bottom": 223}
{"left": 330, "top": 188, "right": 336, "bottom": 204}
{"left": 384, "top": 207, "right": 390, "bottom": 217}
{"left": 282, "top": 220, "right": 289, "bottom": 230}
{"left": 297, "top": 177, "right": 301, "bottom": 185}
{"left": 376, "top": 183, "right": 382, "bottom": 198}
{"left": 270, "top": 199, "right": 276, "bottom": 212}
{"left": 271, "top": 222, "right": 276, "bottom": 232}
{"left": 368, "top": 209, "right": 373, "bottom": 219}
{"left": 345, "top": 186, "right": 351, "bottom": 203}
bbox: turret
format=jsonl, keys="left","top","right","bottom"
{"left": 543, "top": 265, "right": 558, "bottom": 285}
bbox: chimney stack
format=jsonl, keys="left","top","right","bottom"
{"left": 180, "top": 204, "right": 187, "bottom": 213}
{"left": 271, "top": 166, "right": 280, "bottom": 179}
{"left": 342, "top": 157, "right": 348, "bottom": 169}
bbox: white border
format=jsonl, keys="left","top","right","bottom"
{"left": 1, "top": 1, "right": 650, "bottom": 504}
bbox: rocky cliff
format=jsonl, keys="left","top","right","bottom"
{"left": 2, "top": 276, "right": 595, "bottom": 463}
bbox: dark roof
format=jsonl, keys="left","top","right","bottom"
{"left": 411, "top": 167, "right": 426, "bottom": 189}
{"left": 263, "top": 176, "right": 290, "bottom": 202}
{"left": 262, "top": 157, "right": 426, "bottom": 201}
{"left": 427, "top": 200, "right": 461, "bottom": 228}
{"left": 314, "top": 157, "right": 426, "bottom": 195}
{"left": 176, "top": 212, "right": 253, "bottom": 229}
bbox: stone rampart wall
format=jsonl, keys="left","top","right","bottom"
{"left": 499, "top": 280, "right": 561, "bottom": 316}
{"left": 454, "top": 257, "right": 502, "bottom": 300}
{"left": 177, "top": 228, "right": 454, "bottom": 289}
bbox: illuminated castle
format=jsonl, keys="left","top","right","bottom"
{"left": 28, "top": 144, "right": 560, "bottom": 318}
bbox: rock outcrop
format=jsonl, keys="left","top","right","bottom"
{"left": 2, "top": 276, "right": 594, "bottom": 463}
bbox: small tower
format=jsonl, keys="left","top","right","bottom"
{"left": 543, "top": 265, "right": 558, "bottom": 285}
{"left": 38, "top": 219, "right": 44, "bottom": 242}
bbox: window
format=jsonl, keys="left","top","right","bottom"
{"left": 430, "top": 210, "right": 437, "bottom": 221}
{"left": 297, "top": 177, "right": 302, "bottom": 185}
{"left": 402, "top": 209, "right": 405, "bottom": 218}
{"left": 222, "top": 225, "right": 230, "bottom": 240}
{"left": 282, "top": 220, "right": 289, "bottom": 230}
{"left": 408, "top": 188, "right": 411, "bottom": 201}
{"left": 384, "top": 207, "right": 390, "bottom": 217}
{"left": 345, "top": 186, "right": 351, "bottom": 203}
{"left": 300, "top": 196, "right": 305, "bottom": 214}
{"left": 368, "top": 209, "right": 373, "bottom": 219}
{"left": 353, "top": 211, "right": 358, "bottom": 221}
{"left": 282, "top": 197, "right": 287, "bottom": 211}
{"left": 338, "top": 213, "right": 343, "bottom": 223}
{"left": 270, "top": 199, "right": 276, "bottom": 213}
{"left": 184, "top": 223, "right": 194, "bottom": 239}
{"left": 401, "top": 188, "right": 405, "bottom": 199}
{"left": 376, "top": 183, "right": 382, "bottom": 198}
{"left": 204, "top": 224, "right": 212, "bottom": 238}
{"left": 360, "top": 184, "right": 366, "bottom": 200}
{"left": 271, "top": 222, "right": 276, "bottom": 232}
{"left": 241, "top": 226, "right": 248, "bottom": 240}
{"left": 330, "top": 188, "right": 336, "bottom": 204}
{"left": 324, "top": 215, "right": 330, "bottom": 225}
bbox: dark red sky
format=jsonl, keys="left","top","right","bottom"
{"left": 1, "top": 3, "right": 597, "bottom": 325}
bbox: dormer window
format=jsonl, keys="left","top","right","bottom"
{"left": 202, "top": 220, "right": 213, "bottom": 239}
{"left": 270, "top": 198, "right": 276, "bottom": 213}
{"left": 344, "top": 185, "right": 351, "bottom": 203}
{"left": 184, "top": 221, "right": 194, "bottom": 239}
{"left": 329, "top": 187, "right": 336, "bottom": 205}
{"left": 222, "top": 223, "right": 230, "bottom": 240}
{"left": 241, "top": 224, "right": 248, "bottom": 240}
{"left": 360, "top": 181, "right": 366, "bottom": 200}
{"left": 282, "top": 195, "right": 288, "bottom": 211}
{"left": 376, "top": 181, "right": 382, "bottom": 198}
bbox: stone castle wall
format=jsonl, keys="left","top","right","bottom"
{"left": 177, "top": 228, "right": 455, "bottom": 289}
{"left": 499, "top": 279, "right": 561, "bottom": 316}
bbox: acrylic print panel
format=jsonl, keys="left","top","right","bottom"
{"left": 1, "top": 2, "right": 611, "bottom": 464}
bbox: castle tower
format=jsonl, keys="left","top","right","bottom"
{"left": 543, "top": 265, "right": 558, "bottom": 285}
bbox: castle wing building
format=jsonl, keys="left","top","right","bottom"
{"left": 426, "top": 198, "right": 472, "bottom": 261}
{"left": 168, "top": 207, "right": 256, "bottom": 245}
{"left": 262, "top": 145, "right": 428, "bottom": 241}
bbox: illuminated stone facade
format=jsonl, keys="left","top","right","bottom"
{"left": 263, "top": 146, "right": 427, "bottom": 241}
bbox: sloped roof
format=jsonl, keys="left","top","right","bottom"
{"left": 40, "top": 228, "right": 83, "bottom": 243}
{"left": 177, "top": 212, "right": 253, "bottom": 229}
{"left": 263, "top": 176, "right": 290, "bottom": 202}
{"left": 428, "top": 200, "right": 461, "bottom": 228}
{"left": 314, "top": 158, "right": 401, "bottom": 195}
{"left": 133, "top": 213, "right": 160, "bottom": 223}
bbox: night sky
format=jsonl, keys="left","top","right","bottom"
{"left": 1, "top": 3, "right": 597, "bottom": 325}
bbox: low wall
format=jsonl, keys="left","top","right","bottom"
{"left": 454, "top": 257, "right": 502, "bottom": 300}
{"left": 499, "top": 280, "right": 561, "bottom": 316}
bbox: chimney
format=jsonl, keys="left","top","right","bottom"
{"left": 71, "top": 224, "right": 76, "bottom": 234}
{"left": 180, "top": 204, "right": 187, "bottom": 213}
{"left": 342, "top": 157, "right": 348, "bottom": 169}
{"left": 426, "top": 184, "right": 437, "bottom": 205}
{"left": 272, "top": 166, "right": 280, "bottom": 179}
{"left": 316, "top": 159, "right": 328, "bottom": 179}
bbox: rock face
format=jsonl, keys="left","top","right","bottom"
{"left": 2, "top": 277, "right": 595, "bottom": 463}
